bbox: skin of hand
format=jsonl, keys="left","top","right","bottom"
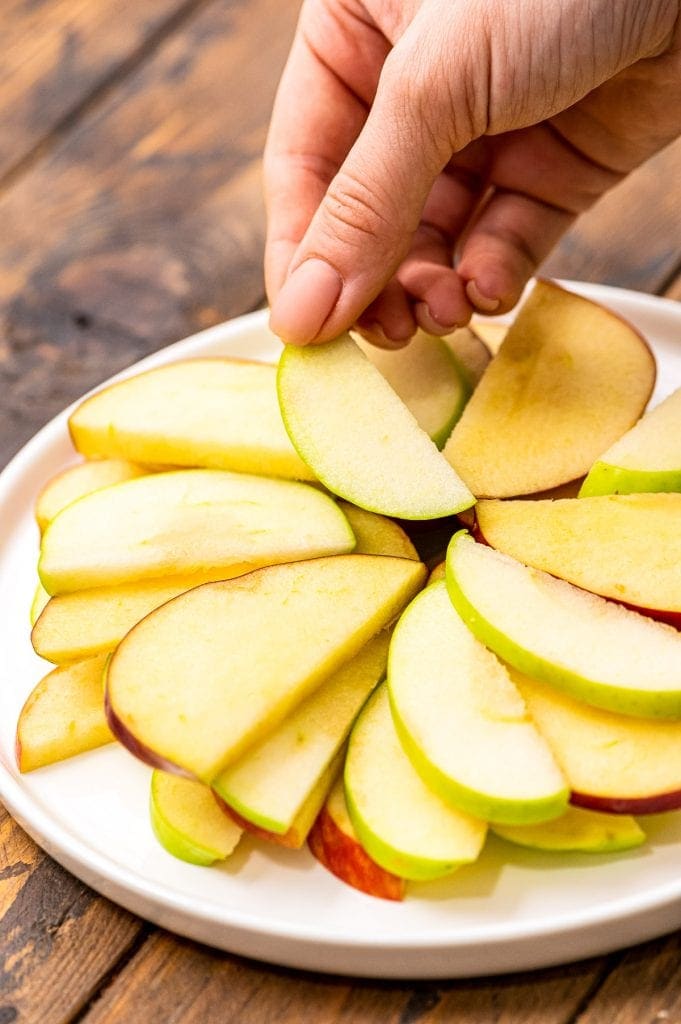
{"left": 264, "top": 0, "right": 681, "bottom": 347}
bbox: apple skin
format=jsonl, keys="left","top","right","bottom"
{"left": 570, "top": 789, "right": 681, "bottom": 815}
{"left": 491, "top": 806, "right": 645, "bottom": 853}
{"left": 104, "top": 684, "right": 195, "bottom": 780}
{"left": 213, "top": 792, "right": 305, "bottom": 849}
{"left": 308, "top": 801, "right": 405, "bottom": 901}
{"left": 579, "top": 462, "right": 681, "bottom": 498}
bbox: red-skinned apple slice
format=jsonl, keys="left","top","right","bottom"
{"left": 106, "top": 554, "right": 426, "bottom": 782}
{"left": 308, "top": 777, "right": 406, "bottom": 900}
{"left": 39, "top": 468, "right": 354, "bottom": 595}
{"left": 150, "top": 770, "right": 242, "bottom": 865}
{"left": 277, "top": 334, "right": 475, "bottom": 520}
{"left": 68, "top": 357, "right": 315, "bottom": 481}
{"left": 514, "top": 673, "right": 681, "bottom": 814}
{"left": 446, "top": 531, "right": 681, "bottom": 719}
{"left": 475, "top": 494, "right": 681, "bottom": 627}
{"left": 443, "top": 280, "right": 656, "bottom": 497}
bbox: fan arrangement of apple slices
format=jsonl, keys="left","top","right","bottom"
{"left": 18, "top": 279, "right": 681, "bottom": 903}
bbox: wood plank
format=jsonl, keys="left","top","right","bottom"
{"left": 0, "top": 0, "right": 300, "bottom": 470}
{"left": 78, "top": 930, "right": 608, "bottom": 1024}
{"left": 541, "top": 138, "right": 681, "bottom": 294}
{"left": 0, "top": 0, "right": 201, "bottom": 183}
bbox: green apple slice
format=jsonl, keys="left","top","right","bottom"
{"left": 30, "top": 582, "right": 50, "bottom": 627}
{"left": 107, "top": 554, "right": 426, "bottom": 782}
{"left": 443, "top": 326, "right": 492, "bottom": 387}
{"left": 212, "top": 631, "right": 390, "bottom": 834}
{"left": 69, "top": 357, "right": 315, "bottom": 481}
{"left": 39, "top": 468, "right": 355, "bottom": 595}
{"left": 514, "top": 673, "right": 681, "bottom": 814}
{"left": 277, "top": 334, "right": 475, "bottom": 520}
{"left": 492, "top": 807, "right": 645, "bottom": 854}
{"left": 580, "top": 386, "right": 681, "bottom": 496}
{"left": 388, "top": 582, "right": 568, "bottom": 824}
{"left": 446, "top": 531, "right": 681, "bottom": 718}
{"left": 16, "top": 656, "right": 112, "bottom": 772}
{"left": 443, "top": 280, "right": 656, "bottom": 497}
{"left": 150, "top": 771, "right": 242, "bottom": 865}
{"left": 344, "top": 685, "right": 487, "bottom": 881}
{"left": 354, "top": 330, "right": 468, "bottom": 447}
{"left": 338, "top": 502, "right": 419, "bottom": 560}
{"left": 475, "top": 493, "right": 681, "bottom": 624}
{"left": 35, "top": 459, "right": 148, "bottom": 532}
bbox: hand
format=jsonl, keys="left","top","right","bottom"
{"left": 264, "top": 0, "right": 681, "bottom": 346}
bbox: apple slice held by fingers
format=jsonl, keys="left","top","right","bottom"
{"left": 308, "top": 777, "right": 406, "bottom": 901}
{"left": 514, "top": 674, "right": 681, "bottom": 814}
{"left": 69, "top": 357, "right": 315, "bottom": 481}
{"left": 106, "top": 555, "right": 426, "bottom": 782}
{"left": 443, "top": 326, "right": 492, "bottom": 387}
{"left": 475, "top": 494, "right": 681, "bottom": 627}
{"left": 492, "top": 806, "right": 645, "bottom": 854}
{"left": 388, "top": 582, "right": 568, "bottom": 825}
{"left": 446, "top": 532, "right": 681, "bottom": 719}
{"left": 277, "top": 334, "right": 475, "bottom": 519}
{"left": 443, "top": 280, "right": 656, "bottom": 497}
{"left": 580, "top": 385, "right": 681, "bottom": 496}
{"left": 39, "top": 468, "right": 355, "bottom": 595}
{"left": 150, "top": 771, "right": 242, "bottom": 865}
{"left": 35, "top": 458, "right": 148, "bottom": 532}
{"left": 344, "top": 685, "right": 487, "bottom": 881}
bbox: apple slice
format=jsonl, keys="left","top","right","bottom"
{"left": 308, "top": 777, "right": 406, "bottom": 900}
{"left": 35, "top": 459, "right": 148, "bottom": 532}
{"left": 388, "top": 582, "right": 568, "bottom": 824}
{"left": 338, "top": 502, "right": 419, "bottom": 560}
{"left": 39, "top": 468, "right": 355, "bottom": 595}
{"left": 150, "top": 770, "right": 242, "bottom": 865}
{"left": 492, "top": 806, "right": 645, "bottom": 853}
{"left": 443, "top": 326, "right": 492, "bottom": 387}
{"left": 344, "top": 685, "right": 487, "bottom": 881}
{"left": 277, "top": 334, "right": 475, "bottom": 519}
{"left": 212, "top": 632, "right": 389, "bottom": 835}
{"left": 476, "top": 494, "right": 681, "bottom": 626}
{"left": 443, "top": 280, "right": 656, "bottom": 497}
{"left": 468, "top": 320, "right": 507, "bottom": 355}
{"left": 69, "top": 357, "right": 315, "bottom": 481}
{"left": 580, "top": 386, "right": 681, "bottom": 496}
{"left": 16, "top": 655, "right": 112, "bottom": 772}
{"left": 30, "top": 582, "right": 50, "bottom": 626}
{"left": 514, "top": 673, "right": 681, "bottom": 814}
{"left": 446, "top": 531, "right": 681, "bottom": 718}
{"left": 106, "top": 554, "right": 426, "bottom": 781}
{"left": 354, "top": 330, "right": 468, "bottom": 447}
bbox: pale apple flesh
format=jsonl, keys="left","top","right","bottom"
{"left": 443, "top": 326, "right": 492, "bottom": 386}
{"left": 446, "top": 531, "right": 681, "bottom": 719}
{"left": 39, "top": 468, "right": 355, "bottom": 595}
{"left": 106, "top": 555, "right": 426, "bottom": 782}
{"left": 344, "top": 686, "right": 487, "bottom": 881}
{"left": 277, "top": 333, "right": 475, "bottom": 520}
{"left": 337, "top": 502, "right": 419, "bottom": 560}
{"left": 492, "top": 806, "right": 645, "bottom": 853}
{"left": 443, "top": 280, "right": 656, "bottom": 497}
{"left": 35, "top": 458, "right": 148, "bottom": 532}
{"left": 308, "top": 777, "right": 406, "bottom": 900}
{"left": 388, "top": 582, "right": 568, "bottom": 825}
{"left": 68, "top": 357, "right": 315, "bottom": 481}
{"left": 150, "top": 770, "right": 242, "bottom": 865}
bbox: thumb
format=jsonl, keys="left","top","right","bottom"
{"left": 269, "top": 36, "right": 470, "bottom": 345}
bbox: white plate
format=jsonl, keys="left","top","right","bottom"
{"left": 2, "top": 281, "right": 681, "bottom": 979}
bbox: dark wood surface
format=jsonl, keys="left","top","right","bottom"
{"left": 1, "top": 2, "right": 680, "bottom": 1020}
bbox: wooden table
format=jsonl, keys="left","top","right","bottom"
{"left": 1, "top": 2, "right": 680, "bottom": 1020}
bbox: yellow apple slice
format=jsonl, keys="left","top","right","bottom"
{"left": 16, "top": 655, "right": 112, "bottom": 772}
{"left": 338, "top": 502, "right": 419, "bottom": 560}
{"left": 69, "top": 357, "right": 315, "bottom": 481}
{"left": 443, "top": 280, "right": 656, "bottom": 497}
{"left": 492, "top": 806, "right": 645, "bottom": 853}
{"left": 106, "top": 554, "right": 426, "bottom": 782}
{"left": 354, "top": 330, "right": 468, "bottom": 447}
{"left": 446, "top": 531, "right": 681, "bottom": 718}
{"left": 344, "top": 685, "right": 486, "bottom": 881}
{"left": 39, "top": 468, "right": 355, "bottom": 595}
{"left": 468, "top": 320, "right": 507, "bottom": 355}
{"left": 212, "top": 631, "right": 390, "bottom": 834}
{"left": 388, "top": 582, "right": 568, "bottom": 824}
{"left": 580, "top": 386, "right": 681, "bottom": 496}
{"left": 515, "top": 673, "right": 681, "bottom": 814}
{"left": 308, "top": 777, "right": 406, "bottom": 900}
{"left": 30, "top": 582, "right": 50, "bottom": 626}
{"left": 476, "top": 494, "right": 681, "bottom": 626}
{"left": 150, "top": 771, "right": 242, "bottom": 865}
{"left": 35, "top": 459, "right": 148, "bottom": 532}
{"left": 277, "top": 334, "right": 475, "bottom": 520}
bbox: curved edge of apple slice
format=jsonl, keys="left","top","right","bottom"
{"left": 491, "top": 806, "right": 646, "bottom": 853}
{"left": 150, "top": 771, "right": 242, "bottom": 865}
{"left": 579, "top": 462, "right": 681, "bottom": 497}
{"left": 570, "top": 789, "right": 681, "bottom": 815}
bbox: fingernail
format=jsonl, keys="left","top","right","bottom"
{"left": 269, "top": 259, "right": 343, "bottom": 344}
{"left": 414, "top": 301, "right": 459, "bottom": 336}
{"left": 466, "top": 280, "right": 500, "bottom": 313}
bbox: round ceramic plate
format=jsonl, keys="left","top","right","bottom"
{"left": 1, "top": 281, "right": 681, "bottom": 979}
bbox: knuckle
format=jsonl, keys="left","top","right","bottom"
{"left": 321, "top": 170, "right": 403, "bottom": 248}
